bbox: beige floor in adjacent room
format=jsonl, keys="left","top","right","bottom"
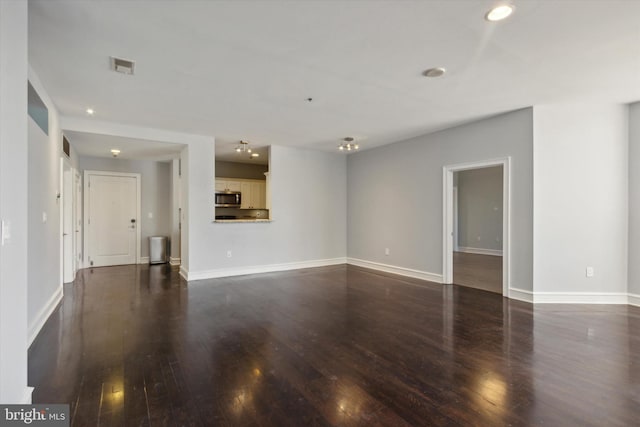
{"left": 453, "top": 251, "right": 503, "bottom": 294}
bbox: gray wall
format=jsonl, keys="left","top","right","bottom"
{"left": 348, "top": 108, "right": 533, "bottom": 291}
{"left": 628, "top": 102, "right": 640, "bottom": 296}
{"left": 78, "top": 157, "right": 172, "bottom": 258}
{"left": 185, "top": 143, "right": 346, "bottom": 275}
{"left": 215, "top": 160, "right": 267, "bottom": 180}
{"left": 456, "top": 166, "right": 503, "bottom": 251}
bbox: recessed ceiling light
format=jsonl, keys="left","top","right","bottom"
{"left": 110, "top": 149, "right": 120, "bottom": 157}
{"left": 251, "top": 153, "right": 260, "bottom": 158}
{"left": 86, "top": 108, "right": 95, "bottom": 115}
{"left": 485, "top": 4, "right": 514, "bottom": 21}
{"left": 423, "top": 67, "right": 446, "bottom": 78}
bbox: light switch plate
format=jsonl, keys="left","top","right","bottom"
{"left": 1, "top": 220, "right": 10, "bottom": 246}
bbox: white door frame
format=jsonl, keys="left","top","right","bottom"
{"left": 60, "top": 157, "right": 75, "bottom": 283}
{"left": 453, "top": 186, "right": 459, "bottom": 252}
{"left": 83, "top": 170, "right": 142, "bottom": 267}
{"left": 442, "top": 157, "right": 511, "bottom": 296}
{"left": 74, "top": 170, "right": 82, "bottom": 271}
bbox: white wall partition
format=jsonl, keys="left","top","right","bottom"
{"left": 629, "top": 102, "right": 640, "bottom": 304}
{"left": 183, "top": 144, "right": 347, "bottom": 279}
{"left": 0, "top": 0, "right": 30, "bottom": 403}
{"left": 533, "top": 104, "right": 628, "bottom": 301}
{"left": 456, "top": 166, "right": 503, "bottom": 253}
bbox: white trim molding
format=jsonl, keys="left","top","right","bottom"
{"left": 508, "top": 287, "right": 534, "bottom": 303}
{"left": 28, "top": 286, "right": 63, "bottom": 346}
{"left": 532, "top": 292, "right": 629, "bottom": 304}
{"left": 169, "top": 257, "right": 181, "bottom": 266}
{"left": 139, "top": 256, "right": 150, "bottom": 265}
{"left": 443, "top": 157, "right": 511, "bottom": 297}
{"left": 179, "top": 265, "right": 189, "bottom": 281}
{"left": 347, "top": 258, "right": 443, "bottom": 284}
{"left": 628, "top": 293, "right": 640, "bottom": 307}
{"left": 457, "top": 247, "right": 503, "bottom": 257}
{"left": 182, "top": 258, "right": 346, "bottom": 281}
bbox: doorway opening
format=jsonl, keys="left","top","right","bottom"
{"left": 443, "top": 158, "right": 510, "bottom": 296}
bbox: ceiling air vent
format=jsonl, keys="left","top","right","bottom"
{"left": 110, "top": 56, "right": 135, "bottom": 75}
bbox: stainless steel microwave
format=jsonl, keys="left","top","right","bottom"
{"left": 215, "top": 191, "right": 241, "bottom": 207}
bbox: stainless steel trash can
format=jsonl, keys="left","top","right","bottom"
{"left": 149, "top": 236, "right": 167, "bottom": 264}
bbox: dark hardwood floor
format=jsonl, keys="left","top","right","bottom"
{"left": 29, "top": 264, "right": 640, "bottom": 426}
{"left": 453, "top": 251, "right": 502, "bottom": 294}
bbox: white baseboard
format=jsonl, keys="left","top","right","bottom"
{"left": 508, "top": 287, "right": 534, "bottom": 303}
{"left": 184, "top": 257, "right": 347, "bottom": 281}
{"left": 347, "top": 258, "right": 443, "bottom": 283}
{"left": 139, "top": 256, "right": 149, "bottom": 264}
{"left": 28, "top": 285, "right": 63, "bottom": 346}
{"left": 169, "top": 257, "right": 181, "bottom": 266}
{"left": 457, "top": 246, "right": 503, "bottom": 257}
{"left": 22, "top": 387, "right": 34, "bottom": 404}
{"left": 179, "top": 265, "right": 189, "bottom": 281}
{"left": 179, "top": 258, "right": 640, "bottom": 307}
{"left": 532, "top": 292, "right": 629, "bottom": 304}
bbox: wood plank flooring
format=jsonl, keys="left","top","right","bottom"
{"left": 28, "top": 264, "right": 640, "bottom": 426}
{"left": 453, "top": 251, "right": 503, "bottom": 294}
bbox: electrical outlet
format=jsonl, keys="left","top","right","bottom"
{"left": 384, "top": 248, "right": 390, "bottom": 256}
{"left": 148, "top": 212, "right": 153, "bottom": 219}
{"left": 227, "top": 250, "right": 232, "bottom": 258}
{"left": 42, "top": 212, "right": 47, "bottom": 223}
{"left": 586, "top": 267, "right": 594, "bottom": 278}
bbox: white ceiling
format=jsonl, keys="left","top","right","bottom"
{"left": 64, "top": 131, "right": 184, "bottom": 161}
{"left": 29, "top": 0, "right": 640, "bottom": 156}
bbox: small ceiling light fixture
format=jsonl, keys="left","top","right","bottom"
{"left": 235, "top": 140, "right": 252, "bottom": 154}
{"left": 338, "top": 137, "right": 359, "bottom": 152}
{"left": 485, "top": 3, "right": 514, "bottom": 21}
{"left": 86, "top": 108, "right": 95, "bottom": 115}
{"left": 423, "top": 67, "right": 446, "bottom": 78}
{"left": 251, "top": 153, "right": 260, "bottom": 158}
{"left": 110, "top": 149, "right": 121, "bottom": 158}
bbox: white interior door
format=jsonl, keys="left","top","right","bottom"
{"left": 87, "top": 172, "right": 139, "bottom": 267}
